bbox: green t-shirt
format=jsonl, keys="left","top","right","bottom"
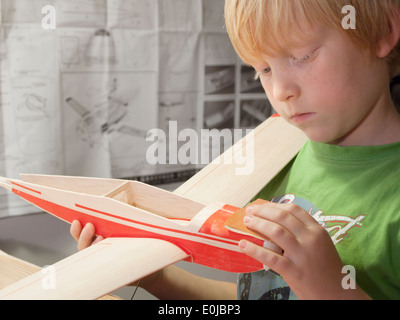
{"left": 238, "top": 140, "right": 400, "bottom": 300}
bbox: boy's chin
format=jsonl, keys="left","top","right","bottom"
{"left": 303, "top": 130, "right": 341, "bottom": 145}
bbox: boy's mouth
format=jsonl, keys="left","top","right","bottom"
{"left": 290, "top": 112, "right": 315, "bottom": 124}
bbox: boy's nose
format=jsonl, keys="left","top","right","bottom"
{"left": 272, "top": 73, "right": 300, "bottom": 102}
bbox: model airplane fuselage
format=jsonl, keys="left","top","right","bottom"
{"left": 1, "top": 174, "right": 279, "bottom": 273}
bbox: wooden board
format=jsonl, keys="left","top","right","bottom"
{"left": 174, "top": 116, "right": 307, "bottom": 207}
{"left": 0, "top": 238, "right": 188, "bottom": 300}
{"left": 0, "top": 251, "right": 39, "bottom": 289}
{"left": 0, "top": 250, "right": 120, "bottom": 300}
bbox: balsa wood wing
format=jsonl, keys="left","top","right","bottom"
{"left": 174, "top": 115, "right": 306, "bottom": 207}
{"left": 0, "top": 238, "right": 188, "bottom": 300}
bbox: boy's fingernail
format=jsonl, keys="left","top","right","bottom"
{"left": 246, "top": 206, "right": 255, "bottom": 214}
{"left": 244, "top": 215, "right": 252, "bottom": 224}
{"left": 239, "top": 240, "right": 247, "bottom": 249}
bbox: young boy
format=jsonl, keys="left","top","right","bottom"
{"left": 71, "top": 0, "right": 400, "bottom": 300}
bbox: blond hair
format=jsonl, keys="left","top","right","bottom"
{"left": 225, "top": 0, "right": 400, "bottom": 76}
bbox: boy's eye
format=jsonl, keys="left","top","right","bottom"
{"left": 292, "top": 49, "right": 318, "bottom": 64}
{"left": 262, "top": 67, "right": 272, "bottom": 74}
{"left": 254, "top": 67, "right": 271, "bottom": 79}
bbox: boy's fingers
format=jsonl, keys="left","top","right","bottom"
{"left": 70, "top": 220, "right": 82, "bottom": 242}
{"left": 239, "top": 240, "right": 291, "bottom": 275}
{"left": 247, "top": 202, "right": 318, "bottom": 237}
{"left": 92, "top": 235, "right": 105, "bottom": 245}
{"left": 261, "top": 202, "right": 318, "bottom": 226}
{"left": 249, "top": 204, "right": 303, "bottom": 234}
{"left": 70, "top": 221, "right": 103, "bottom": 251}
{"left": 244, "top": 215, "right": 298, "bottom": 253}
{"left": 77, "top": 222, "right": 96, "bottom": 251}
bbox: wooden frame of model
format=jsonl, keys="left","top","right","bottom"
{"left": 0, "top": 115, "right": 307, "bottom": 300}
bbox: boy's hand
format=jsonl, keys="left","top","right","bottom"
{"left": 70, "top": 220, "right": 104, "bottom": 251}
{"left": 69, "top": 221, "right": 190, "bottom": 298}
{"left": 238, "top": 201, "right": 360, "bottom": 300}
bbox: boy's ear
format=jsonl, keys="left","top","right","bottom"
{"left": 376, "top": 8, "right": 400, "bottom": 58}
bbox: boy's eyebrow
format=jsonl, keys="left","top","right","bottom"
{"left": 245, "top": 27, "right": 327, "bottom": 67}
{"left": 286, "top": 25, "right": 328, "bottom": 47}
{"left": 287, "top": 33, "right": 323, "bottom": 50}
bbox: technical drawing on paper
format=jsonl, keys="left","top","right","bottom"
{"left": 59, "top": 28, "right": 157, "bottom": 72}
{"left": 107, "top": 0, "right": 156, "bottom": 29}
{"left": 65, "top": 94, "right": 152, "bottom": 148}
{"left": 54, "top": 0, "right": 107, "bottom": 27}
{"left": 10, "top": 76, "right": 58, "bottom": 156}
{"left": 159, "top": 32, "right": 200, "bottom": 93}
{"left": 159, "top": 0, "right": 200, "bottom": 31}
{"left": 1, "top": 0, "right": 45, "bottom": 24}
{"left": 62, "top": 72, "right": 157, "bottom": 178}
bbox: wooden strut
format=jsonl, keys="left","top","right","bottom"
{"left": 0, "top": 250, "right": 121, "bottom": 300}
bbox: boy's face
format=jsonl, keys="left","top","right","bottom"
{"left": 253, "top": 26, "right": 391, "bottom": 146}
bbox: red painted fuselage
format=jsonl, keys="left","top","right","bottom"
{"left": 7, "top": 175, "right": 276, "bottom": 273}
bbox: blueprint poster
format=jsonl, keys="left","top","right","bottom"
{"left": 0, "top": 0, "right": 234, "bottom": 217}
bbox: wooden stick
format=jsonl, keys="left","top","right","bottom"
{"left": 174, "top": 116, "right": 306, "bottom": 207}
{"left": 0, "top": 238, "right": 187, "bottom": 300}
{"left": 0, "top": 250, "right": 121, "bottom": 300}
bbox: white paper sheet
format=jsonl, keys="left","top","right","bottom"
{"left": 0, "top": 0, "right": 235, "bottom": 217}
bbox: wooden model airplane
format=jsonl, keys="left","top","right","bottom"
{"left": 0, "top": 115, "right": 307, "bottom": 299}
